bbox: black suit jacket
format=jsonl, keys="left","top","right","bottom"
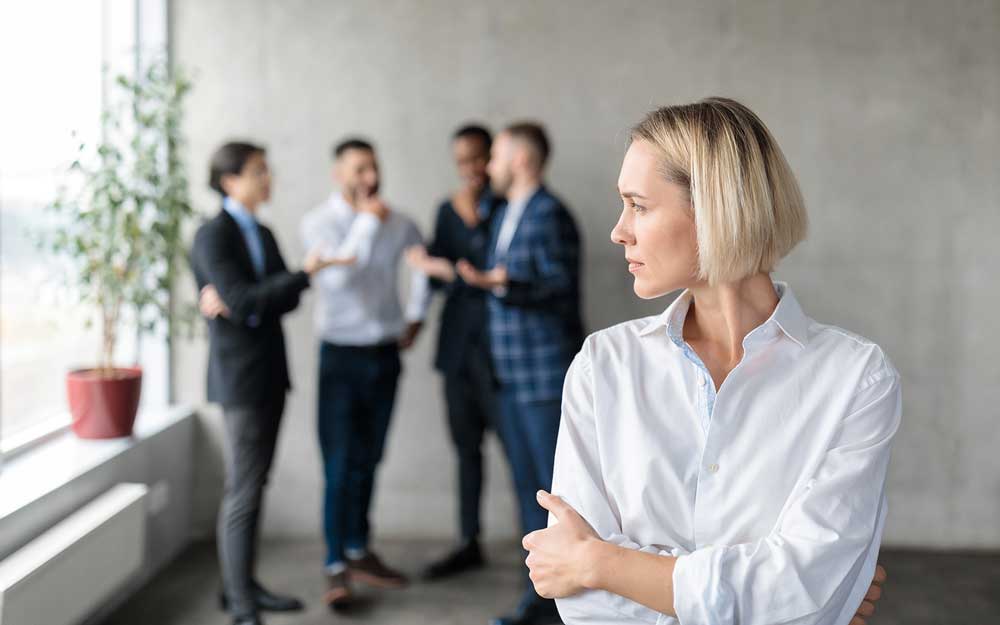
{"left": 426, "top": 193, "right": 497, "bottom": 374}
{"left": 189, "top": 209, "right": 310, "bottom": 407}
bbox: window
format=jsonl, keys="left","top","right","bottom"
{"left": 0, "top": 0, "right": 169, "bottom": 455}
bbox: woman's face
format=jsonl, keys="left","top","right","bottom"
{"left": 612, "top": 139, "right": 700, "bottom": 299}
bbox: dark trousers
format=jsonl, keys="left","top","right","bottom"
{"left": 218, "top": 394, "right": 285, "bottom": 618}
{"left": 496, "top": 387, "right": 562, "bottom": 611}
{"left": 318, "top": 341, "right": 401, "bottom": 567}
{"left": 442, "top": 339, "right": 498, "bottom": 542}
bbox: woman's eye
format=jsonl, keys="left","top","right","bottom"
{"left": 632, "top": 203, "right": 646, "bottom": 213}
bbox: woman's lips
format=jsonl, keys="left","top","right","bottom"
{"left": 627, "top": 260, "right": 644, "bottom": 273}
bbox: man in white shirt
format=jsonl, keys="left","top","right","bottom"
{"left": 299, "top": 138, "right": 428, "bottom": 608}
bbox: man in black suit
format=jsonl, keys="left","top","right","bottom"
{"left": 190, "top": 142, "right": 348, "bottom": 625}
{"left": 406, "top": 124, "right": 500, "bottom": 580}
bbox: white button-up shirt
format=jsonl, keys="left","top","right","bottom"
{"left": 493, "top": 185, "right": 538, "bottom": 260}
{"left": 300, "top": 193, "right": 429, "bottom": 346}
{"left": 551, "top": 282, "right": 901, "bottom": 625}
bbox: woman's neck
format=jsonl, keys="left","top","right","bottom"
{"left": 685, "top": 272, "right": 778, "bottom": 366}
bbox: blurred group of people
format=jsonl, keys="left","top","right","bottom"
{"left": 190, "top": 120, "right": 582, "bottom": 625}
{"left": 190, "top": 96, "right": 899, "bottom": 625}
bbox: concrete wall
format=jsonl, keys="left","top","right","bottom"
{"left": 171, "top": 0, "right": 1000, "bottom": 548}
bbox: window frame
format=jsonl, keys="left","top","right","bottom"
{"left": 0, "top": 0, "right": 171, "bottom": 466}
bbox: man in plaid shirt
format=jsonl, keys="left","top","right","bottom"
{"left": 458, "top": 122, "right": 584, "bottom": 625}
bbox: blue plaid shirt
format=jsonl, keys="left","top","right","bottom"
{"left": 486, "top": 186, "right": 584, "bottom": 403}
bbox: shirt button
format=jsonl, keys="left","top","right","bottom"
{"left": 707, "top": 463, "right": 720, "bottom": 474}
{"left": 699, "top": 376, "right": 707, "bottom": 387}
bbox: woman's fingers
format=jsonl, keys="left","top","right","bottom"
{"left": 865, "top": 583, "right": 882, "bottom": 601}
{"left": 522, "top": 530, "right": 541, "bottom": 551}
{"left": 536, "top": 490, "right": 573, "bottom": 520}
{"left": 873, "top": 564, "right": 887, "bottom": 585}
{"left": 856, "top": 600, "right": 876, "bottom": 617}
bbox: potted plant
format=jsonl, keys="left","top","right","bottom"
{"left": 40, "top": 61, "right": 195, "bottom": 439}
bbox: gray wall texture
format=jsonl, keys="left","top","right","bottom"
{"left": 172, "top": 0, "right": 1000, "bottom": 549}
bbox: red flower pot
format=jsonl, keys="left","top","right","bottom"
{"left": 66, "top": 367, "right": 142, "bottom": 439}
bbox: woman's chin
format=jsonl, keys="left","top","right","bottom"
{"left": 633, "top": 281, "right": 660, "bottom": 300}
{"left": 633, "top": 278, "right": 681, "bottom": 301}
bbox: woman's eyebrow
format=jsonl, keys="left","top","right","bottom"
{"left": 619, "top": 190, "right": 647, "bottom": 199}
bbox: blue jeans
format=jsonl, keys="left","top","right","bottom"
{"left": 496, "top": 387, "right": 561, "bottom": 611}
{"left": 317, "top": 342, "right": 400, "bottom": 567}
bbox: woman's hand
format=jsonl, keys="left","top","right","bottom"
{"left": 851, "top": 564, "right": 887, "bottom": 625}
{"left": 523, "top": 490, "right": 602, "bottom": 599}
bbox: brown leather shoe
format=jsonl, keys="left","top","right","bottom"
{"left": 346, "top": 552, "right": 409, "bottom": 589}
{"left": 322, "top": 571, "right": 352, "bottom": 610}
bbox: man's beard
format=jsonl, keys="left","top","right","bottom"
{"left": 349, "top": 182, "right": 379, "bottom": 201}
{"left": 490, "top": 175, "right": 511, "bottom": 199}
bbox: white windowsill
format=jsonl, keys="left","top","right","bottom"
{"left": 0, "top": 405, "right": 194, "bottom": 523}
{"left": 0, "top": 415, "right": 73, "bottom": 459}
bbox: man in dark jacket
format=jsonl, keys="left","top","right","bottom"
{"left": 190, "top": 141, "right": 348, "bottom": 625}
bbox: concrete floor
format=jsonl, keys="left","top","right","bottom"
{"left": 101, "top": 540, "right": 1000, "bottom": 625}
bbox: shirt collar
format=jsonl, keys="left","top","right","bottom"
{"left": 223, "top": 196, "right": 258, "bottom": 230}
{"left": 328, "top": 191, "right": 352, "bottom": 214}
{"left": 476, "top": 187, "right": 496, "bottom": 220}
{"left": 639, "top": 280, "right": 809, "bottom": 349}
{"left": 505, "top": 184, "right": 541, "bottom": 214}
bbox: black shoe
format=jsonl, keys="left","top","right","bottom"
{"left": 232, "top": 615, "right": 263, "bottom": 625}
{"left": 220, "top": 580, "right": 305, "bottom": 613}
{"left": 423, "top": 540, "right": 486, "bottom": 580}
{"left": 489, "top": 599, "right": 561, "bottom": 625}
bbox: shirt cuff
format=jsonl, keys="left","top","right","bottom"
{"left": 671, "top": 549, "right": 721, "bottom": 625}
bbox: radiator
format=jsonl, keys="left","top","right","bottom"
{"left": 0, "top": 483, "right": 148, "bottom": 625}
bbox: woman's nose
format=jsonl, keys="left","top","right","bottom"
{"left": 611, "top": 211, "right": 634, "bottom": 246}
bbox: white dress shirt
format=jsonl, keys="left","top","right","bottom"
{"left": 551, "top": 282, "right": 901, "bottom": 625}
{"left": 300, "top": 192, "right": 429, "bottom": 346}
{"left": 493, "top": 185, "right": 538, "bottom": 260}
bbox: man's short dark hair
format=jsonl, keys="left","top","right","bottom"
{"left": 452, "top": 124, "right": 492, "bottom": 151}
{"left": 332, "top": 137, "right": 375, "bottom": 160}
{"left": 209, "top": 141, "right": 265, "bottom": 196}
{"left": 505, "top": 121, "right": 550, "bottom": 165}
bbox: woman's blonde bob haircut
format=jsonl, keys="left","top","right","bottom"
{"left": 631, "top": 97, "right": 808, "bottom": 285}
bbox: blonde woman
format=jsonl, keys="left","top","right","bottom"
{"left": 523, "top": 98, "right": 898, "bottom": 625}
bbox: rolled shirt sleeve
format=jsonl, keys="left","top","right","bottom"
{"left": 553, "top": 341, "right": 689, "bottom": 625}
{"left": 403, "top": 221, "right": 430, "bottom": 323}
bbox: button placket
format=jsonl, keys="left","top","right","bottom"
{"left": 693, "top": 405, "right": 724, "bottom": 547}
{"left": 693, "top": 371, "right": 732, "bottom": 547}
